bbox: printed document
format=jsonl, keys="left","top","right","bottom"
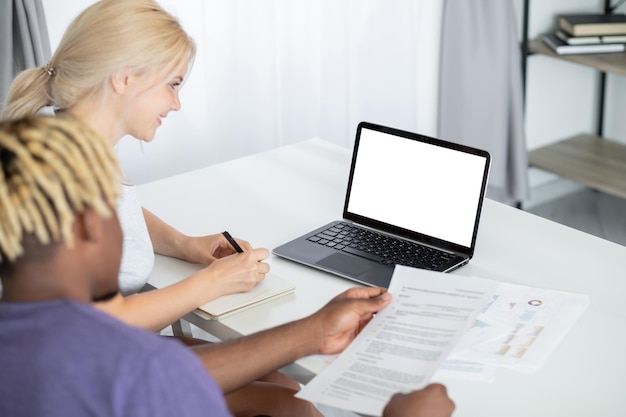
{"left": 449, "top": 281, "right": 590, "bottom": 372}
{"left": 296, "top": 266, "right": 498, "bottom": 416}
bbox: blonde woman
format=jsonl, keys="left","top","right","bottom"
{"left": 2, "top": 1, "right": 320, "bottom": 416}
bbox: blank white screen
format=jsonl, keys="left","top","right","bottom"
{"left": 346, "top": 128, "right": 487, "bottom": 248}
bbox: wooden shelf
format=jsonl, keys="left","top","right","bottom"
{"left": 527, "top": 37, "right": 626, "bottom": 200}
{"left": 529, "top": 134, "right": 626, "bottom": 199}
{"left": 529, "top": 38, "right": 626, "bottom": 77}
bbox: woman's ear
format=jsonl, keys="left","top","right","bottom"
{"left": 111, "top": 71, "right": 133, "bottom": 95}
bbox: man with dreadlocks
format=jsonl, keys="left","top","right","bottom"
{"left": 0, "top": 115, "right": 231, "bottom": 416}
{"left": 0, "top": 116, "right": 455, "bottom": 417}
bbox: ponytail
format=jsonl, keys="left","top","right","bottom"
{"left": 1, "top": 67, "right": 53, "bottom": 120}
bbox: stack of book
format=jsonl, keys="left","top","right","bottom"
{"left": 542, "top": 13, "right": 626, "bottom": 55}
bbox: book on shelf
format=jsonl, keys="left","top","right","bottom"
{"left": 559, "top": 13, "right": 626, "bottom": 36}
{"left": 601, "top": 33, "right": 626, "bottom": 43}
{"left": 542, "top": 33, "right": 626, "bottom": 55}
{"left": 554, "top": 28, "right": 626, "bottom": 45}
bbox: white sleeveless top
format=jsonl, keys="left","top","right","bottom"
{"left": 117, "top": 184, "right": 155, "bottom": 295}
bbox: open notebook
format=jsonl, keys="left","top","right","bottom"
{"left": 148, "top": 255, "right": 294, "bottom": 320}
{"left": 195, "top": 273, "right": 294, "bottom": 320}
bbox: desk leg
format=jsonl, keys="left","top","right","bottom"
{"left": 171, "top": 319, "right": 193, "bottom": 338}
{"left": 142, "top": 283, "right": 195, "bottom": 338}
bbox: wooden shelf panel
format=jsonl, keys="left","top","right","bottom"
{"left": 529, "top": 134, "right": 626, "bottom": 199}
{"left": 529, "top": 38, "right": 626, "bottom": 77}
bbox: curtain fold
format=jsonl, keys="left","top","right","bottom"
{"left": 0, "top": 0, "right": 51, "bottom": 107}
{"left": 438, "top": 0, "right": 528, "bottom": 204}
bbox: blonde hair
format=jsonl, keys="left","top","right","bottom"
{"left": 0, "top": 116, "right": 121, "bottom": 262}
{"left": 1, "top": 0, "right": 196, "bottom": 120}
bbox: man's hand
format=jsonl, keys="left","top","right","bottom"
{"left": 305, "top": 286, "right": 392, "bottom": 355}
{"left": 383, "top": 384, "right": 455, "bottom": 417}
{"left": 193, "top": 286, "right": 390, "bottom": 393}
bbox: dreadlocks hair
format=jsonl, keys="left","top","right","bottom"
{"left": 0, "top": 116, "right": 121, "bottom": 263}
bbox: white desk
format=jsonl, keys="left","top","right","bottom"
{"left": 139, "top": 138, "right": 626, "bottom": 417}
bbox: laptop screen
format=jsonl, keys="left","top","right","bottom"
{"left": 344, "top": 123, "right": 490, "bottom": 249}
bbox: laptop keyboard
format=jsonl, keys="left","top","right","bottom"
{"left": 307, "top": 222, "right": 462, "bottom": 270}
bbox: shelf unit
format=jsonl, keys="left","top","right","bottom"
{"left": 522, "top": 1, "right": 626, "bottom": 200}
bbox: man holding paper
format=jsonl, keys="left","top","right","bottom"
{"left": 0, "top": 116, "right": 454, "bottom": 417}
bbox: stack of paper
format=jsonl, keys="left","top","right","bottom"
{"left": 296, "top": 266, "right": 590, "bottom": 416}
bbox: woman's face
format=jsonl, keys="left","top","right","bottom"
{"left": 122, "top": 60, "right": 189, "bottom": 142}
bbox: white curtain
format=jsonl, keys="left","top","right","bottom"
{"left": 439, "top": 0, "right": 528, "bottom": 204}
{"left": 116, "top": 0, "right": 444, "bottom": 184}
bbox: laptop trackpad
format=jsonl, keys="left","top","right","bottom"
{"left": 317, "top": 253, "right": 371, "bottom": 276}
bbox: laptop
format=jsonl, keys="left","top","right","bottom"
{"left": 272, "top": 121, "right": 491, "bottom": 288}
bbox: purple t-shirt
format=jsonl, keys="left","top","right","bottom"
{"left": 0, "top": 299, "right": 232, "bottom": 417}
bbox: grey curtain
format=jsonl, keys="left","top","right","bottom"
{"left": 439, "top": 0, "right": 528, "bottom": 204}
{"left": 0, "top": 0, "right": 51, "bottom": 107}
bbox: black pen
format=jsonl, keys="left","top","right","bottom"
{"left": 222, "top": 231, "right": 244, "bottom": 253}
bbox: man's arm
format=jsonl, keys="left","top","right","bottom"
{"left": 191, "top": 287, "right": 391, "bottom": 393}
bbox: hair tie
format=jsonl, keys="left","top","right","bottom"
{"left": 43, "top": 64, "right": 56, "bottom": 77}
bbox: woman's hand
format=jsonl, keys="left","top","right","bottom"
{"left": 142, "top": 208, "right": 253, "bottom": 265}
{"left": 179, "top": 233, "right": 253, "bottom": 265}
{"left": 190, "top": 246, "right": 271, "bottom": 301}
